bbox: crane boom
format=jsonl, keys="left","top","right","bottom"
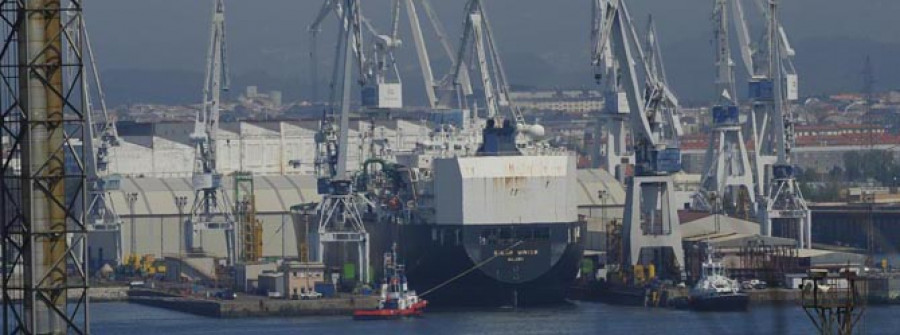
{"left": 453, "top": 0, "right": 525, "bottom": 126}
{"left": 404, "top": 0, "right": 439, "bottom": 108}
{"left": 187, "top": 0, "right": 236, "bottom": 265}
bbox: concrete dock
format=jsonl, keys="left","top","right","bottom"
{"left": 128, "top": 290, "right": 379, "bottom": 318}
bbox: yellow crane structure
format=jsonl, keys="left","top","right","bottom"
{"left": 234, "top": 172, "right": 263, "bottom": 263}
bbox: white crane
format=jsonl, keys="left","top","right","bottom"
{"left": 449, "top": 0, "right": 543, "bottom": 142}
{"left": 77, "top": 10, "right": 125, "bottom": 265}
{"left": 756, "top": 0, "right": 809, "bottom": 248}
{"left": 404, "top": 0, "right": 473, "bottom": 110}
{"left": 593, "top": 0, "right": 684, "bottom": 278}
{"left": 187, "top": 0, "right": 237, "bottom": 264}
{"left": 728, "top": 0, "right": 807, "bottom": 246}
{"left": 591, "top": 0, "right": 632, "bottom": 182}
{"left": 309, "top": 0, "right": 403, "bottom": 111}
{"left": 310, "top": 0, "right": 372, "bottom": 285}
{"left": 692, "top": 0, "right": 757, "bottom": 219}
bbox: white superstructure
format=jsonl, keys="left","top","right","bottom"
{"left": 433, "top": 155, "right": 578, "bottom": 225}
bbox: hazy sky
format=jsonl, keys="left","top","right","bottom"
{"left": 85, "top": 0, "right": 900, "bottom": 105}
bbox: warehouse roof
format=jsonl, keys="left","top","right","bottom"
{"left": 110, "top": 174, "right": 320, "bottom": 216}
{"left": 111, "top": 169, "right": 622, "bottom": 216}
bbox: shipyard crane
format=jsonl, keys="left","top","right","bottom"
{"left": 404, "top": 0, "right": 473, "bottom": 110}
{"left": 311, "top": 0, "right": 372, "bottom": 285}
{"left": 187, "top": 0, "right": 237, "bottom": 264}
{"left": 309, "top": 0, "right": 403, "bottom": 111}
{"left": 77, "top": 11, "right": 125, "bottom": 264}
{"left": 590, "top": 0, "right": 632, "bottom": 182}
{"left": 593, "top": 0, "right": 685, "bottom": 278}
{"left": 726, "top": 0, "right": 808, "bottom": 246}
{"left": 450, "top": 0, "right": 544, "bottom": 140}
{"left": 755, "top": 0, "right": 810, "bottom": 247}
{"left": 728, "top": 0, "right": 799, "bottom": 197}
{"left": 692, "top": 0, "right": 757, "bottom": 219}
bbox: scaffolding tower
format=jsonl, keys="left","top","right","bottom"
{"left": 234, "top": 172, "right": 262, "bottom": 263}
{"left": 1, "top": 0, "right": 90, "bottom": 333}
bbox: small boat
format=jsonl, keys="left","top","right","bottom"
{"left": 689, "top": 245, "right": 749, "bottom": 312}
{"left": 354, "top": 245, "right": 427, "bottom": 320}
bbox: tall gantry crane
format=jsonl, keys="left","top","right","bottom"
{"left": 187, "top": 0, "right": 237, "bottom": 264}
{"left": 692, "top": 0, "right": 757, "bottom": 219}
{"left": 77, "top": 10, "right": 125, "bottom": 265}
{"left": 404, "top": 0, "right": 473, "bottom": 110}
{"left": 754, "top": 0, "right": 809, "bottom": 248}
{"left": 450, "top": 0, "right": 538, "bottom": 135}
{"left": 310, "top": 0, "right": 373, "bottom": 285}
{"left": 591, "top": 0, "right": 632, "bottom": 182}
{"left": 1, "top": 0, "right": 90, "bottom": 333}
{"left": 728, "top": 0, "right": 807, "bottom": 246}
{"left": 593, "top": 0, "right": 685, "bottom": 279}
{"left": 309, "top": 0, "right": 403, "bottom": 111}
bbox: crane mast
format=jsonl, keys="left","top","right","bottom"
{"left": 78, "top": 10, "right": 125, "bottom": 264}
{"left": 757, "top": 0, "right": 810, "bottom": 248}
{"left": 404, "top": 0, "right": 473, "bottom": 110}
{"left": 308, "top": 0, "right": 372, "bottom": 286}
{"left": 591, "top": 0, "right": 632, "bottom": 183}
{"left": 187, "top": 0, "right": 237, "bottom": 264}
{"left": 452, "top": 0, "right": 530, "bottom": 133}
{"left": 593, "top": 0, "right": 684, "bottom": 279}
{"left": 692, "top": 0, "right": 757, "bottom": 219}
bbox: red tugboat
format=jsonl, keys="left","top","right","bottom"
{"left": 354, "top": 245, "right": 427, "bottom": 320}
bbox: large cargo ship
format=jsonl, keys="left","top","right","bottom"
{"left": 370, "top": 120, "right": 585, "bottom": 306}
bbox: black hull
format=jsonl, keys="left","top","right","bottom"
{"left": 689, "top": 294, "right": 750, "bottom": 312}
{"left": 400, "top": 222, "right": 585, "bottom": 307}
{"left": 569, "top": 282, "right": 667, "bottom": 307}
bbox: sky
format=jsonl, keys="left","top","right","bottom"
{"left": 85, "top": 0, "right": 900, "bottom": 106}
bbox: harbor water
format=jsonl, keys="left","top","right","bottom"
{"left": 91, "top": 301, "right": 900, "bottom": 334}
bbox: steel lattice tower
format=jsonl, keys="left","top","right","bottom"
{"left": 1, "top": 0, "right": 90, "bottom": 333}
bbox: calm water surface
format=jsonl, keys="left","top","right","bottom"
{"left": 90, "top": 301, "right": 900, "bottom": 334}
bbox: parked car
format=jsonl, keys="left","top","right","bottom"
{"left": 300, "top": 291, "right": 322, "bottom": 300}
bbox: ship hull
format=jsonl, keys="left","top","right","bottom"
{"left": 399, "top": 222, "right": 584, "bottom": 307}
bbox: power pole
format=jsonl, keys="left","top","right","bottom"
{"left": 126, "top": 192, "right": 139, "bottom": 257}
{"left": 1, "top": 0, "right": 90, "bottom": 333}
{"left": 862, "top": 55, "right": 875, "bottom": 149}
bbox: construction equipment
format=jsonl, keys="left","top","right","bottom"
{"left": 692, "top": 0, "right": 756, "bottom": 219}
{"left": 592, "top": 0, "right": 684, "bottom": 280}
{"left": 0, "top": 0, "right": 90, "bottom": 333}
{"left": 187, "top": 0, "right": 237, "bottom": 264}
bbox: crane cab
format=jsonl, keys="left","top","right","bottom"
{"left": 362, "top": 83, "right": 402, "bottom": 109}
